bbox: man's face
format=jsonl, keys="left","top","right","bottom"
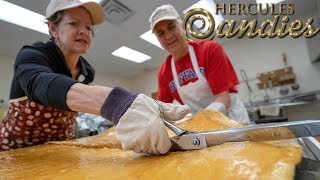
{"left": 154, "top": 20, "right": 187, "bottom": 54}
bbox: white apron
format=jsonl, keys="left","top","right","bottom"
{"left": 171, "top": 45, "right": 250, "bottom": 124}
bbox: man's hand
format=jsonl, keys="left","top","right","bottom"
{"left": 205, "top": 101, "right": 227, "bottom": 115}
{"left": 100, "top": 87, "right": 190, "bottom": 155}
{"left": 205, "top": 91, "right": 230, "bottom": 115}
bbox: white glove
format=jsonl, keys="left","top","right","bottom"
{"left": 115, "top": 94, "right": 190, "bottom": 155}
{"left": 205, "top": 102, "right": 227, "bottom": 115}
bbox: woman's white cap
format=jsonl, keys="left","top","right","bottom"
{"left": 46, "top": 0, "right": 105, "bottom": 25}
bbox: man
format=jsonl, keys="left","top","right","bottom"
{"left": 150, "top": 4, "right": 250, "bottom": 124}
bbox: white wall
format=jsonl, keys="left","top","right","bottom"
{"left": 129, "top": 69, "right": 159, "bottom": 96}
{"left": 93, "top": 74, "right": 131, "bottom": 90}
{"left": 227, "top": 10, "right": 320, "bottom": 103}
{"left": 225, "top": 37, "right": 320, "bottom": 102}
{"left": 0, "top": 55, "right": 14, "bottom": 107}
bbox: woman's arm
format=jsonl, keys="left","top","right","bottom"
{"left": 67, "top": 85, "right": 190, "bottom": 155}
{"left": 66, "top": 83, "right": 112, "bottom": 115}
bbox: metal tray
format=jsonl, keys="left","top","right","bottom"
{"left": 295, "top": 137, "right": 320, "bottom": 180}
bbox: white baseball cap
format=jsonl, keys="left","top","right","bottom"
{"left": 46, "top": 0, "right": 105, "bottom": 25}
{"left": 149, "top": 4, "right": 180, "bottom": 31}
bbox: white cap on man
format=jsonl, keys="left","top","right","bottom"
{"left": 149, "top": 4, "right": 180, "bottom": 31}
{"left": 46, "top": 0, "right": 105, "bottom": 25}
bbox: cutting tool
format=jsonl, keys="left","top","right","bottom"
{"left": 154, "top": 99, "right": 320, "bottom": 151}
{"left": 163, "top": 119, "right": 320, "bottom": 151}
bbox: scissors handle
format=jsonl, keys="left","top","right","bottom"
{"left": 154, "top": 99, "right": 188, "bottom": 136}
{"left": 163, "top": 119, "right": 187, "bottom": 136}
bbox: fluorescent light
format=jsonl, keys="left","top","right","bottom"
{"left": 256, "top": 0, "right": 286, "bottom": 9}
{"left": 87, "top": 0, "right": 102, "bottom": 3}
{"left": 140, "top": 30, "right": 163, "bottom": 49}
{"left": 80, "top": 0, "right": 102, "bottom": 2}
{"left": 183, "top": 0, "right": 224, "bottom": 30}
{"left": 0, "top": 1, "right": 49, "bottom": 35}
{"left": 111, "top": 46, "right": 151, "bottom": 63}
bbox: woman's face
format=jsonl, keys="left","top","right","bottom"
{"left": 49, "top": 7, "right": 93, "bottom": 55}
{"left": 154, "top": 20, "right": 187, "bottom": 55}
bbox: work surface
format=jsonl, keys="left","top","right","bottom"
{"left": 0, "top": 110, "right": 302, "bottom": 179}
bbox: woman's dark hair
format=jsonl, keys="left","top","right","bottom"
{"left": 45, "top": 10, "right": 95, "bottom": 41}
{"left": 45, "top": 11, "right": 64, "bottom": 41}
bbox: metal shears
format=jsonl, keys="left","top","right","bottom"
{"left": 156, "top": 100, "right": 320, "bottom": 150}
{"left": 163, "top": 118, "right": 320, "bottom": 151}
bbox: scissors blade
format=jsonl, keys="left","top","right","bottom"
{"left": 173, "top": 120, "right": 320, "bottom": 150}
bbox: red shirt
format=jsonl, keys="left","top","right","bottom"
{"left": 157, "top": 40, "right": 239, "bottom": 104}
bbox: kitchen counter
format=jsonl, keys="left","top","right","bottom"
{"left": 245, "top": 90, "right": 320, "bottom": 109}
{"left": 296, "top": 137, "right": 320, "bottom": 179}
{"left": 244, "top": 91, "right": 320, "bottom": 122}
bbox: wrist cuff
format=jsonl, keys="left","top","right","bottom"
{"left": 100, "top": 87, "right": 138, "bottom": 125}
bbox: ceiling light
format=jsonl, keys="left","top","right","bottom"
{"left": 256, "top": 0, "right": 286, "bottom": 9}
{"left": 111, "top": 46, "right": 151, "bottom": 63}
{"left": 183, "top": 0, "right": 224, "bottom": 30}
{"left": 140, "top": 30, "right": 163, "bottom": 49}
{"left": 0, "top": 1, "right": 49, "bottom": 35}
{"left": 90, "top": 0, "right": 102, "bottom": 3}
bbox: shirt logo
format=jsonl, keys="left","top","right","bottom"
{"left": 169, "top": 67, "right": 205, "bottom": 93}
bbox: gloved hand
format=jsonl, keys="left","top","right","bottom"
{"left": 205, "top": 102, "right": 227, "bottom": 115}
{"left": 100, "top": 87, "right": 190, "bottom": 155}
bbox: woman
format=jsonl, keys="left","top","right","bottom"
{"left": 0, "top": 0, "right": 189, "bottom": 155}
{"left": 149, "top": 5, "right": 249, "bottom": 124}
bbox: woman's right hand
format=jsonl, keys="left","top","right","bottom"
{"left": 100, "top": 87, "right": 190, "bottom": 155}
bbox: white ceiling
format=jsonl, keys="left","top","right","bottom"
{"left": 0, "top": 0, "right": 317, "bottom": 78}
